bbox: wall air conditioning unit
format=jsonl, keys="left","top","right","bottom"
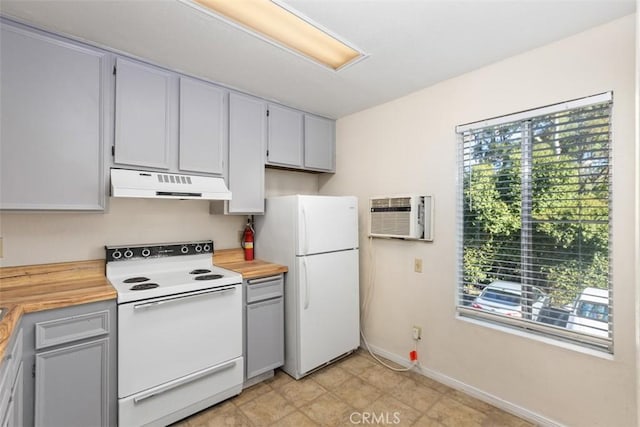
{"left": 369, "top": 195, "right": 433, "bottom": 241}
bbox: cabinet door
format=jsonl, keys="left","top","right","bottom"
{"left": 228, "top": 93, "right": 266, "bottom": 214}
{"left": 179, "top": 77, "right": 226, "bottom": 175}
{"left": 0, "top": 394, "right": 12, "bottom": 427}
{"left": 35, "top": 338, "right": 109, "bottom": 427}
{"left": 9, "top": 363, "right": 22, "bottom": 427}
{"left": 114, "top": 57, "right": 172, "bottom": 169}
{"left": 267, "top": 104, "right": 303, "bottom": 168}
{"left": 304, "top": 115, "right": 336, "bottom": 172}
{"left": 246, "top": 298, "right": 284, "bottom": 379}
{"left": 0, "top": 24, "right": 106, "bottom": 210}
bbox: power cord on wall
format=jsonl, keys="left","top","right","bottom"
{"left": 360, "top": 236, "right": 418, "bottom": 372}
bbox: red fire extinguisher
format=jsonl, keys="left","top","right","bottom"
{"left": 241, "top": 219, "right": 255, "bottom": 261}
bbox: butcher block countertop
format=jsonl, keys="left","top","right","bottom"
{"left": 0, "top": 259, "right": 116, "bottom": 359}
{"left": 0, "top": 250, "right": 286, "bottom": 359}
{"left": 214, "top": 248, "right": 288, "bottom": 279}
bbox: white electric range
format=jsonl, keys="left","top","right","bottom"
{"left": 106, "top": 240, "right": 243, "bottom": 427}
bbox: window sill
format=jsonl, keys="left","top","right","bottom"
{"left": 456, "top": 314, "right": 615, "bottom": 361}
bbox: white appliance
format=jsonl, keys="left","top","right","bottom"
{"left": 369, "top": 195, "right": 433, "bottom": 240}
{"left": 255, "top": 195, "right": 360, "bottom": 379}
{"left": 105, "top": 240, "right": 243, "bottom": 427}
{"left": 110, "top": 168, "right": 232, "bottom": 200}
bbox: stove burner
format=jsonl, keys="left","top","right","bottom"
{"left": 130, "top": 283, "right": 159, "bottom": 290}
{"left": 123, "top": 277, "right": 150, "bottom": 284}
{"left": 194, "top": 274, "right": 224, "bottom": 281}
{"left": 189, "top": 269, "right": 212, "bottom": 275}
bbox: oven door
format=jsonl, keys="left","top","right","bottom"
{"left": 118, "top": 284, "right": 242, "bottom": 398}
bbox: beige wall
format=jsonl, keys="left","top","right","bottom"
{"left": 0, "top": 169, "right": 318, "bottom": 267}
{"left": 635, "top": 4, "right": 639, "bottom": 426}
{"left": 320, "top": 15, "right": 637, "bottom": 427}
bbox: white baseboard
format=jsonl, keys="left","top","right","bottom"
{"left": 360, "top": 342, "right": 564, "bottom": 427}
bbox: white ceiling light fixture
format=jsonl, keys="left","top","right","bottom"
{"left": 178, "top": 0, "right": 368, "bottom": 71}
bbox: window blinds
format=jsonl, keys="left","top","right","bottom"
{"left": 456, "top": 93, "right": 613, "bottom": 352}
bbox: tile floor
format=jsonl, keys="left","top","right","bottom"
{"left": 173, "top": 350, "right": 535, "bottom": 427}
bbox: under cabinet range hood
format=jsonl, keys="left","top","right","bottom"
{"left": 110, "top": 168, "right": 232, "bottom": 200}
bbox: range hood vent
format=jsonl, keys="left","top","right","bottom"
{"left": 110, "top": 169, "right": 232, "bottom": 201}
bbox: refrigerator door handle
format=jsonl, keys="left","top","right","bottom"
{"left": 302, "top": 206, "right": 309, "bottom": 255}
{"left": 303, "top": 258, "right": 310, "bottom": 310}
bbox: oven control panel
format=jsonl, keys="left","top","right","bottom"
{"left": 105, "top": 240, "right": 213, "bottom": 262}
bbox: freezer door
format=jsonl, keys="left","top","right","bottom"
{"left": 297, "top": 250, "right": 360, "bottom": 375}
{"left": 297, "top": 196, "right": 358, "bottom": 255}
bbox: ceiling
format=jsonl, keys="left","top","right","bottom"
{"left": 0, "top": 0, "right": 635, "bottom": 119}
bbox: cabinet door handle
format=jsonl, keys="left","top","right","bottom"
{"left": 248, "top": 297, "right": 282, "bottom": 309}
{"left": 133, "top": 360, "right": 236, "bottom": 404}
{"left": 133, "top": 286, "right": 236, "bottom": 311}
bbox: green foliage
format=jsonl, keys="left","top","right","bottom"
{"left": 543, "top": 252, "right": 609, "bottom": 305}
{"left": 462, "top": 106, "right": 610, "bottom": 308}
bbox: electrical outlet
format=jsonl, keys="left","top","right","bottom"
{"left": 412, "top": 325, "right": 422, "bottom": 340}
{"left": 414, "top": 258, "right": 423, "bottom": 273}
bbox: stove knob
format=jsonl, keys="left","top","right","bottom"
{"left": 203, "top": 244, "right": 211, "bottom": 252}
{"left": 195, "top": 245, "right": 202, "bottom": 253}
{"left": 141, "top": 248, "right": 151, "bottom": 257}
{"left": 112, "top": 250, "right": 122, "bottom": 260}
{"left": 124, "top": 250, "right": 134, "bottom": 259}
{"left": 181, "top": 246, "right": 189, "bottom": 254}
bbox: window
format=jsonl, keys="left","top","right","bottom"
{"left": 456, "top": 93, "right": 613, "bottom": 352}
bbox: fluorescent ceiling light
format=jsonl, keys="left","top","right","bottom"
{"left": 183, "top": 0, "right": 366, "bottom": 71}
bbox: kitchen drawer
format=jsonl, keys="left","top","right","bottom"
{"left": 119, "top": 356, "right": 243, "bottom": 427}
{"left": 35, "top": 310, "right": 110, "bottom": 350}
{"left": 246, "top": 275, "right": 283, "bottom": 303}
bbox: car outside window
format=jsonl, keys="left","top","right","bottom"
{"left": 576, "top": 302, "right": 609, "bottom": 322}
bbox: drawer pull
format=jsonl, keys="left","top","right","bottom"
{"left": 133, "top": 360, "right": 237, "bottom": 404}
{"left": 247, "top": 276, "right": 281, "bottom": 286}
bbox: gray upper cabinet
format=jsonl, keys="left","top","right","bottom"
{"left": 266, "top": 104, "right": 304, "bottom": 168}
{"left": 179, "top": 77, "right": 226, "bottom": 175}
{"left": 114, "top": 57, "right": 172, "bottom": 170}
{"left": 304, "top": 114, "right": 336, "bottom": 172}
{"left": 0, "top": 23, "right": 107, "bottom": 210}
{"left": 228, "top": 93, "right": 266, "bottom": 214}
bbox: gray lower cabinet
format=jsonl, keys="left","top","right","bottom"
{"left": 304, "top": 114, "right": 336, "bottom": 172}
{"left": 179, "top": 77, "right": 227, "bottom": 176}
{"left": 35, "top": 339, "right": 109, "bottom": 427}
{"left": 266, "top": 104, "right": 304, "bottom": 168}
{"left": 228, "top": 93, "right": 267, "bottom": 214}
{"left": 114, "top": 57, "right": 173, "bottom": 170}
{"left": 21, "top": 300, "right": 117, "bottom": 427}
{"left": 245, "top": 275, "right": 284, "bottom": 379}
{"left": 0, "top": 21, "right": 109, "bottom": 210}
{"left": 0, "top": 322, "right": 23, "bottom": 427}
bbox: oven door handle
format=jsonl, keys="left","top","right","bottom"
{"left": 133, "top": 360, "right": 237, "bottom": 404}
{"left": 132, "top": 286, "right": 236, "bottom": 311}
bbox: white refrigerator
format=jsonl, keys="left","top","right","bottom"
{"left": 255, "top": 195, "right": 360, "bottom": 379}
